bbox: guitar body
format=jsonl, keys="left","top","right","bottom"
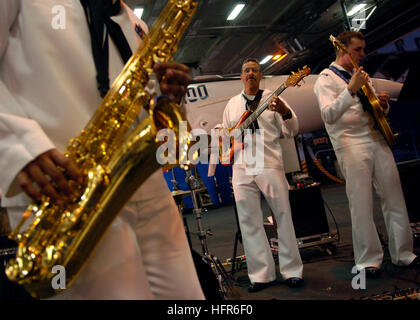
{"left": 218, "top": 111, "right": 251, "bottom": 165}
{"left": 234, "top": 110, "right": 253, "bottom": 129}
{"left": 362, "top": 84, "right": 397, "bottom": 146}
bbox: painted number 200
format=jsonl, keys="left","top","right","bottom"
{"left": 185, "top": 84, "right": 209, "bottom": 104}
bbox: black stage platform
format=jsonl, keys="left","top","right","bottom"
{"left": 1, "top": 180, "right": 419, "bottom": 301}
{"left": 184, "top": 182, "right": 420, "bottom": 300}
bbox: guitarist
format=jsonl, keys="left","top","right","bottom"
{"left": 314, "top": 31, "right": 419, "bottom": 279}
{"left": 219, "top": 58, "right": 304, "bottom": 291}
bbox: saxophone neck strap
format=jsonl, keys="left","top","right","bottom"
{"left": 80, "top": 0, "right": 133, "bottom": 97}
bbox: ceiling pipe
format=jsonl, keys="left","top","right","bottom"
{"left": 340, "top": 0, "right": 352, "bottom": 31}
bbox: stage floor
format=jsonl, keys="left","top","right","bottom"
{"left": 184, "top": 183, "right": 420, "bottom": 300}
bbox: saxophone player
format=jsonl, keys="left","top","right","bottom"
{"left": 0, "top": 0, "right": 204, "bottom": 300}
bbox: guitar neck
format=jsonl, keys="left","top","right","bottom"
{"left": 350, "top": 56, "right": 359, "bottom": 71}
{"left": 332, "top": 36, "right": 360, "bottom": 73}
{"left": 341, "top": 49, "right": 375, "bottom": 96}
{"left": 238, "top": 83, "right": 287, "bottom": 133}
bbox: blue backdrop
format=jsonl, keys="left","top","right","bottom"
{"left": 163, "top": 164, "right": 233, "bottom": 209}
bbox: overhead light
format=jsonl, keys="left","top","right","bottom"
{"left": 134, "top": 8, "right": 144, "bottom": 19}
{"left": 347, "top": 3, "right": 367, "bottom": 16}
{"left": 273, "top": 53, "right": 288, "bottom": 62}
{"left": 260, "top": 55, "right": 273, "bottom": 64}
{"left": 227, "top": 4, "right": 245, "bottom": 21}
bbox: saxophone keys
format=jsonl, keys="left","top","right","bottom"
{"left": 18, "top": 255, "right": 34, "bottom": 277}
{"left": 58, "top": 211, "right": 78, "bottom": 233}
{"left": 42, "top": 245, "right": 61, "bottom": 270}
{"left": 5, "top": 258, "right": 20, "bottom": 281}
{"left": 6, "top": 254, "right": 35, "bottom": 280}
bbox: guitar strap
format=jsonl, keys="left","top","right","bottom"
{"left": 328, "top": 66, "right": 374, "bottom": 117}
{"left": 242, "top": 89, "right": 264, "bottom": 133}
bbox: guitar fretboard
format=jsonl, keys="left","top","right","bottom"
{"left": 237, "top": 83, "right": 287, "bottom": 134}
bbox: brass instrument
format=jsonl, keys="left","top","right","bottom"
{"left": 6, "top": 0, "right": 198, "bottom": 298}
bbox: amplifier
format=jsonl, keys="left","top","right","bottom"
{"left": 264, "top": 183, "right": 338, "bottom": 250}
{"left": 288, "top": 183, "right": 330, "bottom": 238}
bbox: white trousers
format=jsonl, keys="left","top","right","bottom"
{"left": 232, "top": 167, "right": 303, "bottom": 282}
{"left": 7, "top": 171, "right": 205, "bottom": 300}
{"left": 335, "top": 139, "right": 416, "bottom": 269}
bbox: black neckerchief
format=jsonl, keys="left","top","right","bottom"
{"left": 242, "top": 89, "right": 263, "bottom": 133}
{"left": 80, "top": 0, "right": 133, "bottom": 97}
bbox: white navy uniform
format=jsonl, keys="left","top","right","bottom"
{"left": 0, "top": 0, "right": 204, "bottom": 299}
{"left": 222, "top": 89, "right": 303, "bottom": 283}
{"left": 313, "top": 62, "right": 416, "bottom": 270}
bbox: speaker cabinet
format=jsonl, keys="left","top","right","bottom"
{"left": 288, "top": 183, "right": 330, "bottom": 238}
{"left": 264, "top": 183, "right": 336, "bottom": 251}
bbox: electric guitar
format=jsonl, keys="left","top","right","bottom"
{"left": 329, "top": 35, "right": 397, "bottom": 146}
{"left": 218, "top": 66, "right": 311, "bottom": 165}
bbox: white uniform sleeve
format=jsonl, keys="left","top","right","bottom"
{"left": 207, "top": 100, "right": 233, "bottom": 177}
{"left": 313, "top": 72, "right": 355, "bottom": 125}
{"left": 275, "top": 97, "right": 299, "bottom": 138}
{"left": 222, "top": 100, "right": 232, "bottom": 129}
{"left": 0, "top": 1, "right": 55, "bottom": 197}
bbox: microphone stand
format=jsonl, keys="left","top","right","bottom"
{"left": 171, "top": 168, "right": 179, "bottom": 191}
{"left": 185, "top": 168, "right": 240, "bottom": 300}
{"left": 230, "top": 196, "right": 243, "bottom": 277}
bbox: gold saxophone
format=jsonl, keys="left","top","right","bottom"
{"left": 6, "top": 0, "right": 198, "bottom": 298}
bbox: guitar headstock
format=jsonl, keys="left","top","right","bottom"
{"left": 285, "top": 66, "right": 311, "bottom": 87}
{"left": 329, "top": 34, "right": 349, "bottom": 55}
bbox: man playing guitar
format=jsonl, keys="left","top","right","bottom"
{"left": 314, "top": 31, "right": 419, "bottom": 279}
{"left": 217, "top": 58, "right": 304, "bottom": 292}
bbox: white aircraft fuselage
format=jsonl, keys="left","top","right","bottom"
{"left": 184, "top": 74, "right": 403, "bottom": 134}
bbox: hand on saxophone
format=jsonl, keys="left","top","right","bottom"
{"left": 16, "top": 149, "right": 83, "bottom": 203}
{"left": 153, "top": 62, "right": 191, "bottom": 104}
